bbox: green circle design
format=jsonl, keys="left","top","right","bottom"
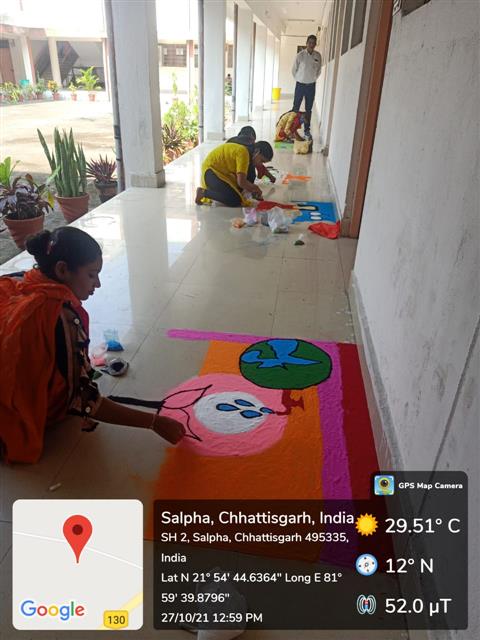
{"left": 239, "top": 339, "right": 332, "bottom": 390}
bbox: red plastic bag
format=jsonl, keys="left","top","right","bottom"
{"left": 256, "top": 200, "right": 298, "bottom": 211}
{"left": 308, "top": 221, "right": 340, "bottom": 239}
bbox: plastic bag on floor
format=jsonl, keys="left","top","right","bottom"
{"left": 242, "top": 207, "right": 257, "bottom": 226}
{"left": 196, "top": 568, "right": 247, "bottom": 640}
{"left": 268, "top": 207, "right": 291, "bottom": 233}
{"left": 308, "top": 220, "right": 340, "bottom": 239}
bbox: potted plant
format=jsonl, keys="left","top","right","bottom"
{"left": 47, "top": 80, "right": 60, "bottom": 100}
{"left": 86, "top": 155, "right": 117, "bottom": 202}
{"left": 34, "top": 77, "right": 46, "bottom": 100}
{"left": 0, "top": 169, "right": 54, "bottom": 249}
{"left": 162, "top": 122, "right": 187, "bottom": 164}
{"left": 38, "top": 127, "right": 89, "bottom": 223}
{"left": 0, "top": 84, "right": 5, "bottom": 103}
{"left": 4, "top": 82, "right": 21, "bottom": 103}
{"left": 69, "top": 82, "right": 77, "bottom": 101}
{"left": 0, "top": 156, "right": 19, "bottom": 188}
{"left": 22, "top": 84, "right": 34, "bottom": 102}
{"left": 76, "top": 66, "right": 101, "bottom": 102}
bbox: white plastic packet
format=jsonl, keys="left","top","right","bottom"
{"left": 267, "top": 207, "right": 291, "bottom": 233}
{"left": 242, "top": 207, "right": 257, "bottom": 226}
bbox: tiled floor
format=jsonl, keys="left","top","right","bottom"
{"left": 0, "top": 103, "right": 411, "bottom": 639}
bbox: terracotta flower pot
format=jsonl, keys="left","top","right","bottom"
{"left": 56, "top": 194, "right": 89, "bottom": 223}
{"left": 4, "top": 214, "right": 44, "bottom": 250}
{"left": 71, "top": 94, "right": 77, "bottom": 101}
{"left": 35, "top": 92, "right": 43, "bottom": 100}
{"left": 88, "top": 93, "right": 96, "bottom": 102}
{"left": 53, "top": 93, "right": 60, "bottom": 101}
{"left": 95, "top": 180, "right": 117, "bottom": 203}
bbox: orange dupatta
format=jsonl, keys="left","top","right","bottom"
{"left": 0, "top": 269, "right": 79, "bottom": 463}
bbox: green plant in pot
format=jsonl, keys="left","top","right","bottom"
{"left": 162, "top": 122, "right": 187, "bottom": 164}
{"left": 0, "top": 166, "right": 54, "bottom": 249}
{"left": 34, "top": 77, "right": 47, "bottom": 99}
{"left": 0, "top": 156, "right": 19, "bottom": 188}
{"left": 38, "top": 128, "right": 89, "bottom": 223}
{"left": 69, "top": 82, "right": 77, "bottom": 101}
{"left": 4, "top": 82, "right": 21, "bottom": 103}
{"left": 76, "top": 67, "right": 101, "bottom": 101}
{"left": 22, "top": 84, "right": 34, "bottom": 102}
{"left": 86, "top": 155, "right": 117, "bottom": 203}
{"left": 47, "top": 80, "right": 60, "bottom": 100}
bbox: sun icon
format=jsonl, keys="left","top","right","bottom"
{"left": 356, "top": 513, "right": 378, "bottom": 536}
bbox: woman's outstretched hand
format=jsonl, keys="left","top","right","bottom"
{"left": 152, "top": 415, "right": 186, "bottom": 444}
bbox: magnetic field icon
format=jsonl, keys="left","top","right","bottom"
{"left": 19, "top": 600, "right": 86, "bottom": 621}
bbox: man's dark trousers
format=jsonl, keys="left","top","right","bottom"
{"left": 293, "top": 82, "right": 316, "bottom": 134}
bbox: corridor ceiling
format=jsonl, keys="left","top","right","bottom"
{"left": 244, "top": 0, "right": 330, "bottom": 37}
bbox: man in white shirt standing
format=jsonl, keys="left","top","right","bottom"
{"left": 291, "top": 35, "right": 322, "bottom": 140}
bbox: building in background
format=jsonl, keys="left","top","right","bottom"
{"left": 0, "top": 0, "right": 234, "bottom": 105}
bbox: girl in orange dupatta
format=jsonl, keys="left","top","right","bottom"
{"left": 0, "top": 227, "right": 185, "bottom": 464}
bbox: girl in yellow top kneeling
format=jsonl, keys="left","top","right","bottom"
{"left": 196, "top": 140, "right": 273, "bottom": 207}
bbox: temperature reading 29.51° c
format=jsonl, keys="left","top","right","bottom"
{"left": 385, "top": 518, "right": 461, "bottom": 534}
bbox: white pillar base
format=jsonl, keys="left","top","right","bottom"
{"left": 130, "top": 170, "right": 165, "bottom": 188}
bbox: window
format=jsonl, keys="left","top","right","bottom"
{"left": 297, "top": 45, "right": 306, "bottom": 54}
{"left": 401, "top": 0, "right": 431, "bottom": 16}
{"left": 351, "top": 0, "right": 367, "bottom": 48}
{"left": 194, "top": 45, "right": 198, "bottom": 68}
{"left": 161, "top": 44, "right": 186, "bottom": 68}
{"left": 341, "top": 0, "right": 353, "bottom": 55}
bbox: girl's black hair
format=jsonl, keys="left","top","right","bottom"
{"left": 254, "top": 141, "right": 274, "bottom": 162}
{"left": 238, "top": 126, "right": 256, "bottom": 141}
{"left": 25, "top": 227, "right": 102, "bottom": 278}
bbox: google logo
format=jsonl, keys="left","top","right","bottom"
{"left": 20, "top": 600, "right": 85, "bottom": 622}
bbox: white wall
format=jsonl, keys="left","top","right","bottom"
{"left": 156, "top": 0, "right": 197, "bottom": 40}
{"left": 70, "top": 41, "right": 103, "bottom": 67}
{"left": 278, "top": 35, "right": 302, "bottom": 98}
{"left": 354, "top": 2, "right": 479, "bottom": 635}
{"left": 318, "top": 59, "right": 333, "bottom": 143}
{"left": 263, "top": 32, "right": 275, "bottom": 106}
{"left": 252, "top": 23, "right": 266, "bottom": 110}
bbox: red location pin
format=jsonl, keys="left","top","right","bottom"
{"left": 63, "top": 515, "right": 92, "bottom": 563}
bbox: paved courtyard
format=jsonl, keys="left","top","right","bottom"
{"left": 0, "top": 98, "right": 115, "bottom": 174}
{"left": 0, "top": 99, "right": 115, "bottom": 263}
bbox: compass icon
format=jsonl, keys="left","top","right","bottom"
{"left": 355, "top": 554, "right": 378, "bottom": 576}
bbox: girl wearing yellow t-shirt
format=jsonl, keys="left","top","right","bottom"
{"left": 195, "top": 141, "right": 273, "bottom": 207}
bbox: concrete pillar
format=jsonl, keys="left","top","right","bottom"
{"left": 235, "top": 7, "right": 253, "bottom": 121}
{"left": 203, "top": 0, "right": 226, "bottom": 140}
{"left": 263, "top": 32, "right": 275, "bottom": 107}
{"left": 187, "top": 39, "right": 194, "bottom": 103}
{"left": 252, "top": 23, "right": 266, "bottom": 111}
{"left": 273, "top": 38, "right": 280, "bottom": 89}
{"left": 111, "top": 0, "right": 164, "bottom": 188}
{"left": 102, "top": 38, "right": 111, "bottom": 101}
{"left": 19, "top": 35, "right": 35, "bottom": 84}
{"left": 47, "top": 38, "right": 62, "bottom": 86}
